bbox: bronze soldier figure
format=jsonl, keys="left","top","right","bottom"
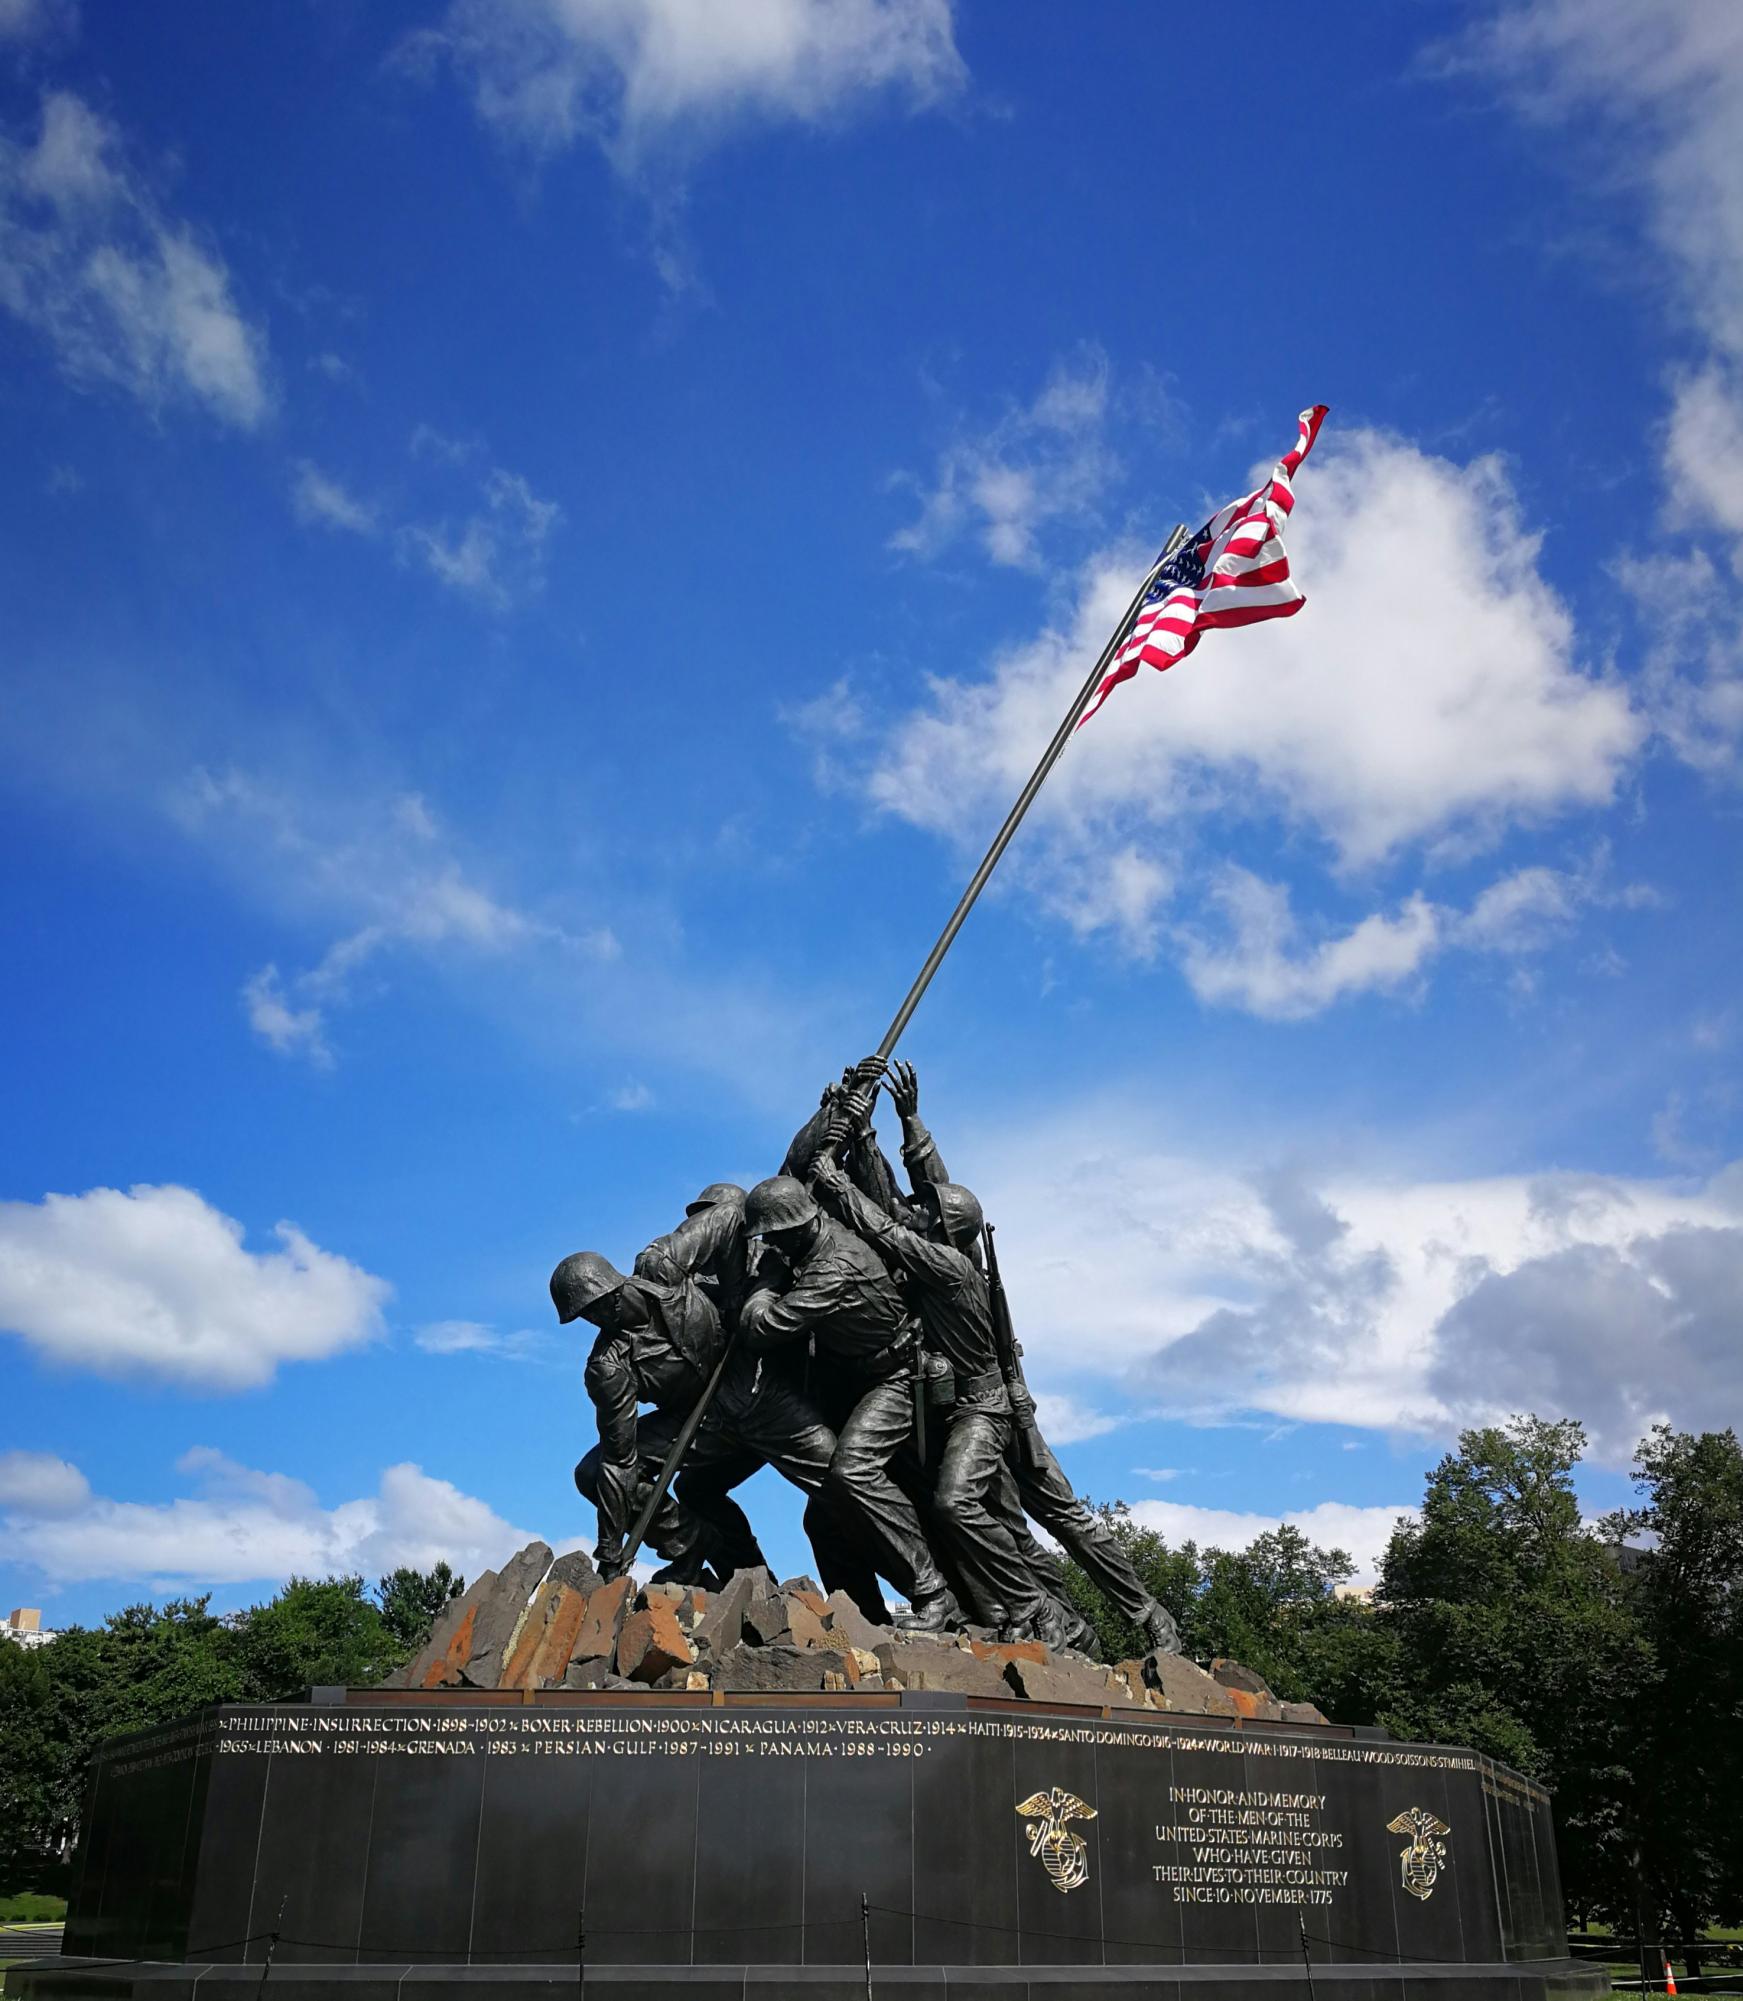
{"left": 811, "top": 1155, "right": 1073, "bottom": 1647}
{"left": 635, "top": 1183, "right": 888, "bottom": 1623}
{"left": 551, "top": 1250, "right": 760, "bottom": 1585}
{"left": 739, "top": 1173, "right": 964, "bottom": 1631}
{"left": 879, "top": 1062, "right": 1183, "bottom": 1658}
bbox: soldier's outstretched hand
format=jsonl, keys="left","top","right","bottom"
{"left": 886, "top": 1059, "right": 919, "bottom": 1118}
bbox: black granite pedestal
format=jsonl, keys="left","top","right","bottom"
{"left": 2, "top": 1688, "right": 1605, "bottom": 2001}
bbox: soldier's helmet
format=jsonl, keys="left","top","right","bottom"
{"left": 919, "top": 1181, "right": 984, "bottom": 1250}
{"left": 686, "top": 1182, "right": 747, "bottom": 1217}
{"left": 550, "top": 1251, "right": 629, "bottom": 1324}
{"left": 743, "top": 1175, "right": 820, "bottom": 1237}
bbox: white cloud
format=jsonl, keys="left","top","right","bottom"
{"left": 0, "top": 1450, "right": 90, "bottom": 1517}
{"left": 242, "top": 964, "right": 332, "bottom": 1067}
{"left": 1031, "top": 1390, "right": 1123, "bottom": 1446}
{"left": 1454, "top": 864, "right": 1577, "bottom": 952}
{"left": 1180, "top": 872, "right": 1440, "bottom": 1020}
{"left": 1461, "top": 2, "right": 1743, "bottom": 762}
{"left": 399, "top": 462, "right": 563, "bottom": 607}
{"left": 414, "top": 1319, "right": 551, "bottom": 1360}
{"left": 972, "top": 1104, "right": 1743, "bottom": 1465}
{"left": 0, "top": 1451, "right": 534, "bottom": 1588}
{"left": 607, "top": 1079, "right": 654, "bottom": 1112}
{"left": 1123, "top": 1499, "right": 1415, "bottom": 1588}
{"left": 415, "top": 1319, "right": 502, "bottom": 1354}
{"left": 0, "top": 92, "right": 270, "bottom": 427}
{"left": 0, "top": 1183, "right": 389, "bottom": 1390}
{"left": 0, "top": 0, "right": 76, "bottom": 44}
{"left": 418, "top": 0, "right": 965, "bottom": 166}
{"left": 174, "top": 772, "right": 613, "bottom": 1063}
{"left": 308, "top": 350, "right": 358, "bottom": 386}
{"left": 873, "top": 429, "right": 1641, "bottom": 887}
{"left": 891, "top": 348, "right": 1114, "bottom": 570}
{"left": 1664, "top": 367, "right": 1743, "bottom": 558}
{"left": 1169, "top": 852, "right": 1654, "bottom": 1021}
{"left": 292, "top": 461, "right": 378, "bottom": 536}
{"left": 1468, "top": 0, "right": 1743, "bottom": 363}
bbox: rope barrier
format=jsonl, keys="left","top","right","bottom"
{"left": 14, "top": 1909, "right": 1589, "bottom": 1972}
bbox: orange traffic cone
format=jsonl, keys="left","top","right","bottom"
{"left": 1663, "top": 1960, "right": 1677, "bottom": 1997}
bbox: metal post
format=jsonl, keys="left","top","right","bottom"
{"left": 260, "top": 1894, "right": 287, "bottom": 1994}
{"left": 620, "top": 1337, "right": 737, "bottom": 1574}
{"left": 872, "top": 526, "right": 1186, "bottom": 1061}
{"left": 1634, "top": 1846, "right": 1650, "bottom": 1998}
{"left": 861, "top": 1892, "right": 874, "bottom": 2001}
{"left": 1298, "top": 1912, "right": 1316, "bottom": 2001}
{"left": 577, "top": 1901, "right": 586, "bottom": 2001}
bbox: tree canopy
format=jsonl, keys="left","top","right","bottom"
{"left": 1058, "top": 1416, "right": 1742, "bottom": 1936}
{"left": 0, "top": 1565, "right": 462, "bottom": 1891}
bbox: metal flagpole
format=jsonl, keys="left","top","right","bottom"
{"left": 613, "top": 528, "right": 1186, "bottom": 1577}
{"left": 871, "top": 523, "right": 1187, "bottom": 1062}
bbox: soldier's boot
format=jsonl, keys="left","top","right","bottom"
{"left": 1043, "top": 1594, "right": 1099, "bottom": 1657}
{"left": 897, "top": 1583, "right": 965, "bottom": 1633}
{"left": 1140, "top": 1600, "right": 1183, "bottom": 1657}
{"left": 650, "top": 1510, "right": 758, "bottom": 1590}
{"left": 1029, "top": 1596, "right": 1076, "bottom": 1654}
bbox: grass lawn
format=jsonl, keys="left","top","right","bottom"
{"left": 0, "top": 1897, "right": 66, "bottom": 1924}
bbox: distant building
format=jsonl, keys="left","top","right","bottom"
{"left": 1333, "top": 1583, "right": 1377, "bottom": 1607}
{"left": 4, "top": 1606, "right": 56, "bottom": 1649}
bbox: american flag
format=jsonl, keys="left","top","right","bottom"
{"left": 1079, "top": 404, "right": 1328, "bottom": 725}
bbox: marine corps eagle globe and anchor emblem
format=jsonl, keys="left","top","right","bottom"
{"left": 1016, "top": 1787, "right": 1098, "bottom": 1894}
{"left": 1386, "top": 1807, "right": 1451, "bottom": 1900}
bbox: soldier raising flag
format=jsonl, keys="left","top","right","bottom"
{"left": 551, "top": 408, "right": 1326, "bottom": 1640}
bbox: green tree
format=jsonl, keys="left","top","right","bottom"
{"left": 1603, "top": 1425, "right": 1743, "bottom": 1956}
{"left": 0, "top": 1641, "right": 56, "bottom": 1886}
{"left": 1376, "top": 1417, "right": 1653, "bottom": 1921}
{"left": 375, "top": 1562, "right": 465, "bottom": 1651}
{"left": 233, "top": 1576, "right": 406, "bottom": 1698}
{"left": 3, "top": 1599, "right": 245, "bottom": 1881}
{"left": 1058, "top": 1508, "right": 1391, "bottom": 1714}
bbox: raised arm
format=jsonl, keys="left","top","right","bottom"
{"left": 813, "top": 1157, "right": 964, "bottom": 1293}
{"left": 885, "top": 1060, "right": 949, "bottom": 1193}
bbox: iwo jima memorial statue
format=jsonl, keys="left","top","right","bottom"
{"left": 11, "top": 411, "right": 1601, "bottom": 2001}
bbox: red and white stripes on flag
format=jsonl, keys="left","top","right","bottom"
{"left": 1080, "top": 404, "right": 1329, "bottom": 726}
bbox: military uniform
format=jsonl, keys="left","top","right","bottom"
{"left": 881, "top": 1089, "right": 1181, "bottom": 1655}
{"left": 814, "top": 1163, "right": 1050, "bottom": 1634}
{"left": 636, "top": 1188, "right": 886, "bottom": 1618}
{"left": 572, "top": 1270, "right": 758, "bottom": 1578}
{"left": 741, "top": 1211, "right": 950, "bottom": 1609}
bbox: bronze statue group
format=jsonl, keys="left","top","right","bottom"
{"left": 550, "top": 1058, "right": 1180, "bottom": 1657}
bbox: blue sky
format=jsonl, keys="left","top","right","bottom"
{"left": 3, "top": 0, "right": 1740, "bottom": 1624}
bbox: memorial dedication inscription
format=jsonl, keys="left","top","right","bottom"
{"left": 1153, "top": 1786, "right": 1352, "bottom": 1907}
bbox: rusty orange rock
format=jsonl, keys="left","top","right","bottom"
{"left": 571, "top": 1575, "right": 633, "bottom": 1666}
{"left": 418, "top": 1600, "right": 479, "bottom": 1689}
{"left": 1222, "top": 1685, "right": 1284, "bottom": 1723}
{"left": 617, "top": 1600, "right": 696, "bottom": 1684}
{"left": 967, "top": 1637, "right": 1046, "bottom": 1666}
{"left": 785, "top": 1596, "right": 831, "bottom": 1650}
{"left": 501, "top": 1580, "right": 561, "bottom": 1691}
